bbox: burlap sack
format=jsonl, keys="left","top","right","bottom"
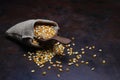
{"left": 5, "top": 19, "right": 60, "bottom": 48}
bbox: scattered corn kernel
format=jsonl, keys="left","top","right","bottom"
{"left": 68, "top": 63, "right": 73, "bottom": 66}
{"left": 48, "top": 66, "right": 51, "bottom": 70}
{"left": 99, "top": 49, "right": 102, "bottom": 52}
{"left": 59, "top": 65, "right": 63, "bottom": 68}
{"left": 102, "top": 60, "right": 106, "bottom": 64}
{"left": 85, "top": 46, "right": 89, "bottom": 49}
{"left": 23, "top": 54, "right": 26, "bottom": 56}
{"left": 67, "top": 44, "right": 71, "bottom": 47}
{"left": 24, "top": 35, "right": 106, "bottom": 78}
{"left": 29, "top": 58, "right": 32, "bottom": 61}
{"left": 85, "top": 61, "right": 89, "bottom": 64}
{"left": 56, "top": 61, "right": 62, "bottom": 64}
{"left": 71, "top": 37, "right": 75, "bottom": 40}
{"left": 92, "top": 46, "right": 95, "bottom": 49}
{"left": 89, "top": 47, "right": 92, "bottom": 50}
{"left": 91, "top": 67, "right": 95, "bottom": 71}
{"left": 81, "top": 48, "right": 84, "bottom": 51}
{"left": 52, "top": 64, "right": 56, "bottom": 67}
{"left": 66, "top": 68, "right": 70, "bottom": 72}
{"left": 59, "top": 68, "right": 63, "bottom": 72}
{"left": 42, "top": 71, "right": 47, "bottom": 76}
{"left": 50, "top": 61, "right": 53, "bottom": 64}
{"left": 82, "top": 51, "right": 85, "bottom": 54}
{"left": 93, "top": 54, "right": 97, "bottom": 58}
{"left": 39, "top": 64, "right": 44, "bottom": 68}
{"left": 75, "top": 63, "right": 79, "bottom": 67}
{"left": 57, "top": 74, "right": 61, "bottom": 77}
{"left": 81, "top": 60, "right": 85, "bottom": 63}
{"left": 76, "top": 54, "right": 81, "bottom": 59}
{"left": 72, "top": 43, "right": 75, "bottom": 46}
{"left": 74, "top": 52, "right": 79, "bottom": 54}
{"left": 31, "top": 70, "right": 35, "bottom": 73}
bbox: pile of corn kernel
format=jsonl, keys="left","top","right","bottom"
{"left": 23, "top": 37, "right": 106, "bottom": 78}
{"left": 33, "top": 50, "right": 55, "bottom": 66}
{"left": 27, "top": 42, "right": 65, "bottom": 67}
{"left": 34, "top": 25, "right": 56, "bottom": 40}
{"left": 53, "top": 42, "right": 65, "bottom": 55}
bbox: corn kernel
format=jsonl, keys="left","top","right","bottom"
{"left": 85, "top": 46, "right": 89, "bottom": 49}
{"left": 102, "top": 60, "right": 106, "bottom": 64}
{"left": 91, "top": 67, "right": 95, "bottom": 71}
{"left": 89, "top": 47, "right": 92, "bottom": 50}
{"left": 85, "top": 61, "right": 89, "bottom": 64}
{"left": 99, "top": 49, "right": 102, "bottom": 52}
{"left": 93, "top": 54, "right": 97, "bottom": 58}
{"left": 82, "top": 51, "right": 85, "bottom": 54}
{"left": 42, "top": 71, "right": 47, "bottom": 76}
{"left": 66, "top": 68, "right": 70, "bottom": 72}
{"left": 81, "top": 60, "right": 85, "bottom": 63}
{"left": 71, "top": 37, "right": 75, "bottom": 40}
{"left": 81, "top": 48, "right": 84, "bottom": 51}
{"left": 57, "top": 74, "right": 60, "bottom": 77}
{"left": 75, "top": 63, "right": 79, "bottom": 67}
{"left": 59, "top": 68, "right": 63, "bottom": 72}
{"left": 48, "top": 66, "right": 51, "bottom": 70}
{"left": 31, "top": 70, "right": 35, "bottom": 73}
{"left": 34, "top": 25, "right": 56, "bottom": 40}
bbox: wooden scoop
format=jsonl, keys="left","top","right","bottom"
{"left": 52, "top": 35, "right": 71, "bottom": 44}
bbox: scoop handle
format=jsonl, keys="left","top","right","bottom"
{"left": 52, "top": 35, "right": 71, "bottom": 44}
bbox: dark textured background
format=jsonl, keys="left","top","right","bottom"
{"left": 0, "top": 0, "right": 120, "bottom": 80}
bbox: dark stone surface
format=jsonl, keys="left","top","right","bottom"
{"left": 0, "top": 0, "right": 120, "bottom": 80}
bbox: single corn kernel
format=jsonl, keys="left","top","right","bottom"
{"left": 85, "top": 61, "right": 89, "bottom": 64}
{"left": 93, "top": 54, "right": 97, "bottom": 58}
{"left": 99, "top": 49, "right": 102, "bottom": 52}
{"left": 66, "top": 68, "right": 70, "bottom": 72}
{"left": 42, "top": 71, "right": 47, "bottom": 76}
{"left": 102, "top": 60, "right": 106, "bottom": 64}
{"left": 91, "top": 67, "right": 95, "bottom": 71}
{"left": 31, "top": 70, "right": 35, "bottom": 73}
{"left": 57, "top": 74, "right": 61, "bottom": 77}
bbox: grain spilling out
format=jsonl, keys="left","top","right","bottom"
{"left": 23, "top": 25, "right": 107, "bottom": 78}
